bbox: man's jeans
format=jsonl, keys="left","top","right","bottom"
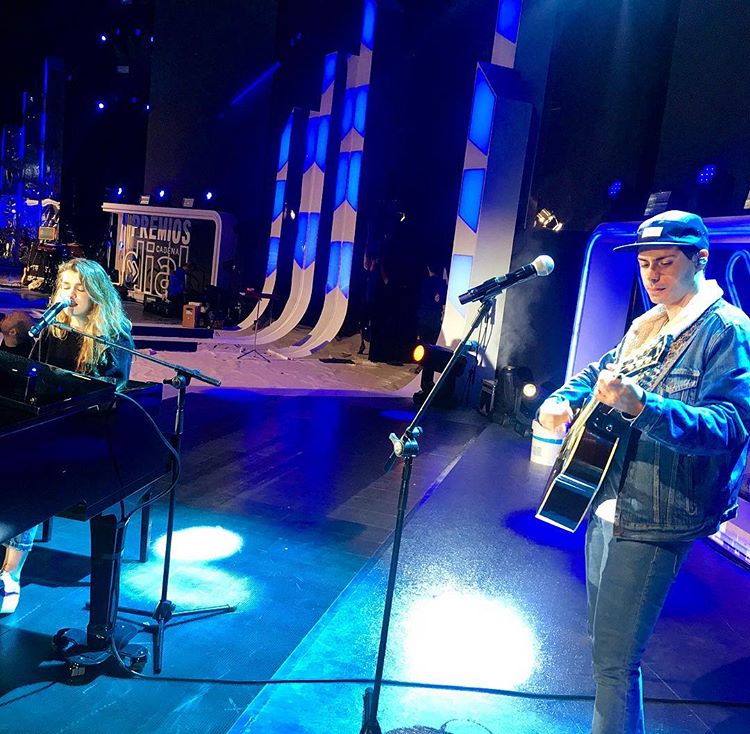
{"left": 586, "top": 514, "right": 693, "bottom": 734}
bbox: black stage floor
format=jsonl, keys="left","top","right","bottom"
{"left": 2, "top": 390, "right": 750, "bottom": 733}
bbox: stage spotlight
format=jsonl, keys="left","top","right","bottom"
{"left": 116, "top": 186, "right": 124, "bottom": 197}
{"left": 158, "top": 189, "right": 166, "bottom": 199}
{"left": 521, "top": 382, "right": 538, "bottom": 400}
{"left": 697, "top": 164, "right": 717, "bottom": 186}
{"left": 534, "top": 208, "right": 563, "bottom": 232}
{"left": 412, "top": 342, "right": 467, "bottom": 407}
{"left": 608, "top": 180, "right": 623, "bottom": 199}
{"left": 145, "top": 103, "right": 151, "bottom": 111}
{"left": 491, "top": 365, "right": 533, "bottom": 425}
{"left": 205, "top": 190, "right": 214, "bottom": 202}
{"left": 96, "top": 101, "right": 105, "bottom": 111}
{"left": 514, "top": 380, "right": 549, "bottom": 438}
{"left": 100, "top": 34, "right": 107, "bottom": 43}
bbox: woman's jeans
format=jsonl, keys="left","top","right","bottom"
{"left": 586, "top": 514, "right": 693, "bottom": 734}
{"left": 2, "top": 526, "right": 38, "bottom": 554}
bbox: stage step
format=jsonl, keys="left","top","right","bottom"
{"left": 133, "top": 337, "right": 199, "bottom": 352}
{"left": 131, "top": 324, "right": 214, "bottom": 339}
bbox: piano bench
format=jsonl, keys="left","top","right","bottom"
{"left": 38, "top": 502, "right": 152, "bottom": 564}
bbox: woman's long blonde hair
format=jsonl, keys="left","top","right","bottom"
{"left": 49, "top": 258, "right": 132, "bottom": 374}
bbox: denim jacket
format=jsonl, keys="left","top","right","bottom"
{"left": 551, "top": 298, "right": 750, "bottom": 541}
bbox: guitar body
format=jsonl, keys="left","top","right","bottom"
{"left": 536, "top": 406, "right": 627, "bottom": 532}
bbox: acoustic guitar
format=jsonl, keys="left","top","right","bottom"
{"left": 536, "top": 335, "right": 671, "bottom": 532}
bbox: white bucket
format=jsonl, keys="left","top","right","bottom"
{"left": 530, "top": 420, "right": 565, "bottom": 466}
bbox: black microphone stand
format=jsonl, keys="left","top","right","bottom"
{"left": 51, "top": 322, "right": 235, "bottom": 675}
{"left": 360, "top": 296, "right": 495, "bottom": 734}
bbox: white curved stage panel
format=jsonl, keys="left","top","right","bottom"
{"left": 277, "top": 8, "right": 374, "bottom": 358}
{"left": 229, "top": 109, "right": 302, "bottom": 333}
{"left": 252, "top": 52, "right": 340, "bottom": 346}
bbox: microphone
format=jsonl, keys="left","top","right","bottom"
{"left": 28, "top": 298, "right": 74, "bottom": 338}
{"left": 458, "top": 255, "right": 555, "bottom": 305}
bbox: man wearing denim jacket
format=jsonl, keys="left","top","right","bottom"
{"left": 538, "top": 210, "right": 750, "bottom": 734}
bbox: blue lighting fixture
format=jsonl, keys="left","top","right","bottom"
{"left": 205, "top": 190, "right": 213, "bottom": 201}
{"left": 158, "top": 189, "right": 166, "bottom": 199}
{"left": 305, "top": 116, "right": 321, "bottom": 171}
{"left": 497, "top": 0, "right": 522, "bottom": 44}
{"left": 354, "top": 86, "right": 368, "bottom": 136}
{"left": 347, "top": 151, "right": 362, "bottom": 210}
{"left": 97, "top": 101, "right": 105, "bottom": 111}
{"left": 100, "top": 34, "right": 108, "bottom": 43}
{"left": 116, "top": 186, "right": 124, "bottom": 197}
{"left": 266, "top": 236, "right": 280, "bottom": 277}
{"left": 335, "top": 153, "right": 350, "bottom": 208}
{"left": 361, "top": 0, "right": 377, "bottom": 50}
{"left": 278, "top": 115, "right": 292, "bottom": 170}
{"left": 326, "top": 241, "right": 342, "bottom": 294}
{"left": 315, "top": 115, "right": 330, "bottom": 170}
{"left": 468, "top": 70, "right": 496, "bottom": 155}
{"left": 447, "top": 253, "right": 474, "bottom": 314}
{"left": 323, "top": 54, "right": 337, "bottom": 93}
{"left": 339, "top": 241, "right": 353, "bottom": 297}
{"left": 273, "top": 180, "right": 286, "bottom": 219}
{"left": 458, "top": 168, "right": 486, "bottom": 232}
{"left": 697, "top": 164, "right": 717, "bottom": 186}
{"left": 341, "top": 89, "right": 355, "bottom": 138}
{"left": 608, "top": 179, "right": 623, "bottom": 199}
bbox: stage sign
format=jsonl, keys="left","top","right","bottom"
{"left": 102, "top": 203, "right": 235, "bottom": 301}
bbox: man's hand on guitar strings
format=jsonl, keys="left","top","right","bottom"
{"left": 595, "top": 363, "right": 646, "bottom": 417}
{"left": 538, "top": 397, "right": 574, "bottom": 434}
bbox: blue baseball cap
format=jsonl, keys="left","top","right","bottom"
{"left": 614, "top": 210, "right": 710, "bottom": 252}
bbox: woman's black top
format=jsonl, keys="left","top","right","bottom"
{"left": 34, "top": 330, "right": 135, "bottom": 388}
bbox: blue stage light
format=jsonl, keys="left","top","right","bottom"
{"left": 458, "top": 168, "right": 486, "bottom": 232}
{"left": 145, "top": 103, "right": 150, "bottom": 111}
{"left": 116, "top": 186, "right": 124, "bottom": 196}
{"left": 341, "top": 89, "right": 355, "bottom": 138}
{"left": 608, "top": 179, "right": 623, "bottom": 199}
{"left": 323, "top": 53, "right": 337, "bottom": 93}
{"left": 97, "top": 101, "right": 105, "bottom": 111}
{"left": 697, "top": 164, "right": 717, "bottom": 185}
{"left": 354, "top": 86, "right": 368, "bottom": 135}
{"left": 273, "top": 180, "right": 286, "bottom": 220}
{"left": 158, "top": 189, "right": 166, "bottom": 198}
{"left": 361, "top": 0, "right": 377, "bottom": 49}
{"left": 468, "top": 70, "right": 496, "bottom": 155}
{"left": 339, "top": 241, "right": 353, "bottom": 297}
{"left": 100, "top": 34, "right": 107, "bottom": 43}
{"left": 497, "top": 0, "right": 522, "bottom": 44}
{"left": 266, "top": 236, "right": 280, "bottom": 277}
{"left": 205, "top": 190, "right": 213, "bottom": 201}
{"left": 335, "top": 153, "right": 349, "bottom": 208}
{"left": 347, "top": 151, "right": 362, "bottom": 210}
{"left": 447, "top": 253, "right": 473, "bottom": 315}
{"left": 316, "top": 115, "right": 330, "bottom": 171}
{"left": 278, "top": 114, "right": 292, "bottom": 170}
{"left": 326, "top": 241, "right": 341, "bottom": 294}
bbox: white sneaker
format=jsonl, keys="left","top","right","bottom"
{"left": 0, "top": 571, "right": 20, "bottom": 614}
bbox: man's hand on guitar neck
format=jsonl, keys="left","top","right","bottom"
{"left": 538, "top": 397, "right": 574, "bottom": 434}
{"left": 595, "top": 363, "right": 646, "bottom": 418}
